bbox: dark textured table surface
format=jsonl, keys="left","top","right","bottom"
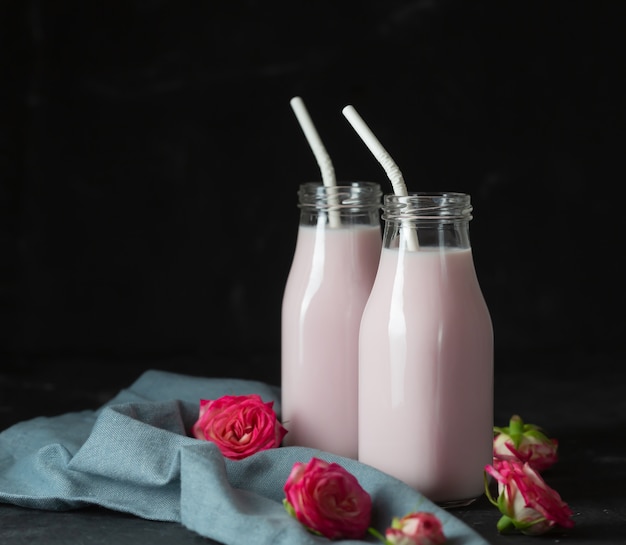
{"left": 1, "top": 353, "right": 625, "bottom": 544}
{"left": 3, "top": 0, "right": 626, "bottom": 542}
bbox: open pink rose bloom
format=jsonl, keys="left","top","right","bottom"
{"left": 493, "top": 414, "right": 558, "bottom": 472}
{"left": 485, "top": 459, "right": 574, "bottom": 535}
{"left": 385, "top": 512, "right": 446, "bottom": 545}
{"left": 191, "top": 394, "right": 287, "bottom": 460}
{"left": 283, "top": 457, "right": 372, "bottom": 539}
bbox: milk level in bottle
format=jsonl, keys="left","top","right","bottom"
{"left": 281, "top": 181, "right": 382, "bottom": 458}
{"left": 358, "top": 192, "right": 493, "bottom": 506}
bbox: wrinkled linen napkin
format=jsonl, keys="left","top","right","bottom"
{"left": 0, "top": 369, "right": 489, "bottom": 545}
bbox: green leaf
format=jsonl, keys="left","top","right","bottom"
{"left": 283, "top": 500, "right": 323, "bottom": 537}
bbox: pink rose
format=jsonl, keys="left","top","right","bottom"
{"left": 385, "top": 512, "right": 446, "bottom": 545}
{"left": 485, "top": 459, "right": 574, "bottom": 535}
{"left": 283, "top": 457, "right": 372, "bottom": 539}
{"left": 191, "top": 394, "right": 287, "bottom": 460}
{"left": 493, "top": 414, "right": 558, "bottom": 472}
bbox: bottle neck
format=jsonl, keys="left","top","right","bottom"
{"left": 298, "top": 181, "right": 382, "bottom": 228}
{"left": 382, "top": 192, "right": 473, "bottom": 250}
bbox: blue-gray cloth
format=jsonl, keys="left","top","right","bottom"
{"left": 0, "top": 370, "right": 489, "bottom": 544}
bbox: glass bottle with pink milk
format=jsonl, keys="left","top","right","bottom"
{"left": 281, "top": 181, "right": 382, "bottom": 458}
{"left": 358, "top": 192, "right": 493, "bottom": 506}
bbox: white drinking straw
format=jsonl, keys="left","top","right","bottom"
{"left": 290, "top": 96, "right": 341, "bottom": 227}
{"left": 342, "top": 105, "right": 419, "bottom": 250}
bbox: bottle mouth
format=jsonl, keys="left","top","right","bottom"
{"left": 298, "top": 181, "right": 383, "bottom": 209}
{"left": 382, "top": 192, "right": 473, "bottom": 221}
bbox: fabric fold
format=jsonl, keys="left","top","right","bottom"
{"left": 0, "top": 369, "right": 489, "bottom": 544}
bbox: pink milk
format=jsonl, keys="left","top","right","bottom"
{"left": 281, "top": 224, "right": 382, "bottom": 458}
{"left": 358, "top": 245, "right": 493, "bottom": 505}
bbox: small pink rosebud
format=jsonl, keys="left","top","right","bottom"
{"left": 191, "top": 394, "right": 287, "bottom": 460}
{"left": 283, "top": 457, "right": 372, "bottom": 539}
{"left": 385, "top": 512, "right": 446, "bottom": 545}
{"left": 485, "top": 459, "right": 574, "bottom": 535}
{"left": 493, "top": 414, "right": 558, "bottom": 472}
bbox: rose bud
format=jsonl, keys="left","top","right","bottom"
{"left": 385, "top": 512, "right": 446, "bottom": 545}
{"left": 283, "top": 457, "right": 372, "bottom": 539}
{"left": 485, "top": 459, "right": 575, "bottom": 535}
{"left": 493, "top": 414, "right": 558, "bottom": 472}
{"left": 191, "top": 394, "right": 287, "bottom": 460}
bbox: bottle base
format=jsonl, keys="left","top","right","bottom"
{"left": 436, "top": 496, "right": 479, "bottom": 509}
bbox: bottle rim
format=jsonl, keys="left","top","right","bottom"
{"left": 382, "top": 192, "right": 473, "bottom": 221}
{"left": 298, "top": 181, "right": 383, "bottom": 209}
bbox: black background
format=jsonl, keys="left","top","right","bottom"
{"left": 2, "top": 0, "right": 625, "bottom": 391}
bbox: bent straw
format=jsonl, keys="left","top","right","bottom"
{"left": 342, "top": 105, "right": 419, "bottom": 250}
{"left": 290, "top": 96, "right": 341, "bottom": 227}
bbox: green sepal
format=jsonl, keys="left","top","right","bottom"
{"left": 283, "top": 498, "right": 296, "bottom": 519}
{"left": 496, "top": 490, "right": 509, "bottom": 515}
{"left": 283, "top": 499, "right": 323, "bottom": 537}
{"left": 511, "top": 516, "right": 548, "bottom": 533}
{"left": 367, "top": 526, "right": 392, "bottom": 545}
{"left": 494, "top": 415, "right": 554, "bottom": 450}
{"left": 483, "top": 471, "right": 499, "bottom": 507}
{"left": 524, "top": 426, "right": 553, "bottom": 444}
{"left": 496, "top": 515, "right": 514, "bottom": 533}
{"left": 508, "top": 414, "right": 524, "bottom": 448}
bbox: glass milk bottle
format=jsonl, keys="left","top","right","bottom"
{"left": 358, "top": 192, "right": 493, "bottom": 506}
{"left": 281, "top": 181, "right": 382, "bottom": 458}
